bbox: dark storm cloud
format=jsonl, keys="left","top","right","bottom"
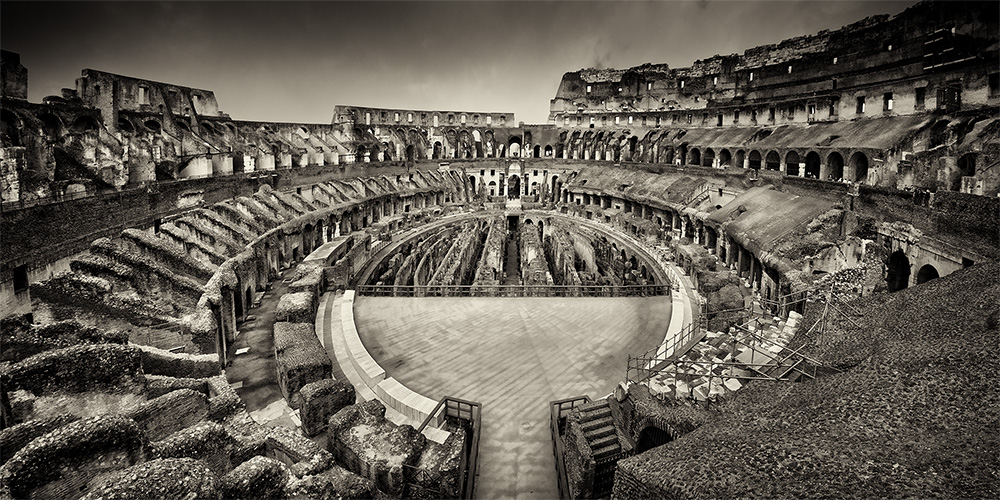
{"left": 1, "top": 1, "right": 913, "bottom": 124}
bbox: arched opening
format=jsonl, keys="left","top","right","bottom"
{"left": 953, "top": 153, "right": 977, "bottom": 191}
{"left": 507, "top": 174, "right": 521, "bottom": 199}
{"left": 850, "top": 152, "right": 869, "bottom": 183}
{"left": 765, "top": 150, "right": 781, "bottom": 170}
{"left": 38, "top": 113, "right": 64, "bottom": 138}
{"left": 887, "top": 250, "right": 911, "bottom": 292}
{"left": 826, "top": 152, "right": 844, "bottom": 181}
{"left": 544, "top": 145, "right": 553, "bottom": 157}
{"left": 703, "top": 148, "right": 715, "bottom": 167}
{"left": 916, "top": 264, "right": 939, "bottom": 284}
{"left": 734, "top": 150, "right": 746, "bottom": 168}
{"left": 468, "top": 176, "right": 477, "bottom": 196}
{"left": 118, "top": 117, "right": 135, "bottom": 134}
{"left": 71, "top": 116, "right": 100, "bottom": 134}
{"left": 533, "top": 145, "right": 541, "bottom": 158}
{"left": 508, "top": 136, "right": 522, "bottom": 158}
{"left": 433, "top": 141, "right": 442, "bottom": 159}
{"left": 805, "top": 151, "right": 821, "bottom": 179}
{"left": 719, "top": 149, "right": 732, "bottom": 167}
{"left": 405, "top": 144, "right": 416, "bottom": 162}
{"left": 636, "top": 425, "right": 672, "bottom": 454}
{"left": 627, "top": 136, "right": 638, "bottom": 161}
{"left": 748, "top": 150, "right": 762, "bottom": 170}
{"left": 551, "top": 175, "right": 560, "bottom": 202}
{"left": 144, "top": 120, "right": 162, "bottom": 133}
{"left": 234, "top": 286, "right": 245, "bottom": 320}
{"left": 785, "top": 151, "right": 800, "bottom": 176}
{"left": 488, "top": 180, "right": 497, "bottom": 198}
{"left": 689, "top": 148, "right": 701, "bottom": 166}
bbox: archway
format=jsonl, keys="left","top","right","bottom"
{"left": 433, "top": 141, "right": 442, "bottom": 159}
{"left": 785, "top": 151, "right": 800, "bottom": 176}
{"left": 850, "top": 152, "right": 869, "bottom": 182}
{"left": 748, "top": 150, "right": 762, "bottom": 170}
{"left": 488, "top": 181, "right": 497, "bottom": 197}
{"left": 887, "top": 250, "right": 910, "bottom": 292}
{"left": 508, "top": 136, "right": 522, "bottom": 158}
{"left": 533, "top": 145, "right": 541, "bottom": 158}
{"left": 916, "top": 264, "right": 939, "bottom": 284}
{"left": 719, "top": 149, "right": 732, "bottom": 167}
{"left": 805, "top": 151, "right": 821, "bottom": 179}
{"left": 405, "top": 145, "right": 416, "bottom": 162}
{"left": 703, "top": 148, "right": 715, "bottom": 168}
{"left": 636, "top": 425, "right": 672, "bottom": 453}
{"left": 507, "top": 175, "right": 521, "bottom": 199}
{"left": 71, "top": 116, "right": 100, "bottom": 134}
{"left": 826, "top": 152, "right": 845, "bottom": 181}
{"left": 765, "top": 150, "right": 781, "bottom": 170}
{"left": 627, "top": 136, "right": 638, "bottom": 161}
{"left": 468, "top": 176, "right": 477, "bottom": 196}
{"left": 689, "top": 148, "right": 701, "bottom": 166}
{"left": 544, "top": 145, "right": 553, "bottom": 157}
{"left": 734, "top": 150, "right": 746, "bottom": 169}
{"left": 953, "top": 153, "right": 977, "bottom": 191}
{"left": 551, "top": 175, "right": 560, "bottom": 202}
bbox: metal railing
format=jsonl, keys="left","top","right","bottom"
{"left": 549, "top": 396, "right": 592, "bottom": 500}
{"left": 356, "top": 283, "right": 671, "bottom": 298}
{"left": 403, "top": 396, "right": 482, "bottom": 500}
{"left": 626, "top": 320, "right": 704, "bottom": 385}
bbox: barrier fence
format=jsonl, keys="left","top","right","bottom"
{"left": 355, "top": 283, "right": 671, "bottom": 298}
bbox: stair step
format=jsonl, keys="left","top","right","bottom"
{"left": 584, "top": 424, "right": 616, "bottom": 441}
{"left": 589, "top": 433, "right": 619, "bottom": 450}
{"left": 592, "top": 443, "right": 622, "bottom": 460}
{"left": 581, "top": 416, "right": 614, "bottom": 433}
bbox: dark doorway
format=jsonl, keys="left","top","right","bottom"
{"left": 636, "top": 426, "right": 672, "bottom": 453}
{"left": 887, "top": 250, "right": 911, "bottom": 292}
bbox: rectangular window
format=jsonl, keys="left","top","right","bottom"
{"left": 628, "top": 116, "right": 633, "bottom": 124}
{"left": 408, "top": 113, "right": 413, "bottom": 123}
{"left": 686, "top": 113, "right": 692, "bottom": 124}
{"left": 856, "top": 96, "right": 866, "bottom": 114}
{"left": 365, "top": 112, "right": 371, "bottom": 125}
{"left": 460, "top": 114, "right": 466, "bottom": 124}
{"left": 586, "top": 85, "right": 592, "bottom": 93}
{"left": 394, "top": 112, "right": 400, "bottom": 122}
{"left": 808, "top": 104, "right": 816, "bottom": 115}
{"left": 713, "top": 76, "right": 718, "bottom": 86}
{"left": 490, "top": 169, "right": 495, "bottom": 176}
{"left": 830, "top": 98, "right": 840, "bottom": 116}
{"left": 647, "top": 82, "right": 653, "bottom": 90}
{"left": 655, "top": 116, "right": 661, "bottom": 127}
{"left": 734, "top": 110, "right": 740, "bottom": 123}
{"left": 590, "top": 117, "right": 595, "bottom": 125}
{"left": 768, "top": 107, "right": 776, "bottom": 121}
{"left": 615, "top": 116, "right": 620, "bottom": 124}
{"left": 716, "top": 114, "right": 723, "bottom": 126}
{"left": 679, "top": 80, "right": 685, "bottom": 89}
{"left": 138, "top": 86, "right": 148, "bottom": 105}
{"left": 564, "top": 117, "right": 570, "bottom": 126}
{"left": 749, "top": 72, "right": 754, "bottom": 82}
{"left": 883, "top": 92, "right": 893, "bottom": 111}
{"left": 533, "top": 170, "right": 538, "bottom": 176}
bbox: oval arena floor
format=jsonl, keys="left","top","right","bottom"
{"left": 353, "top": 296, "right": 672, "bottom": 499}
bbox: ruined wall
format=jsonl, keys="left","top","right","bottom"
{"left": 520, "top": 222, "right": 552, "bottom": 287}
{"left": 471, "top": 217, "right": 506, "bottom": 292}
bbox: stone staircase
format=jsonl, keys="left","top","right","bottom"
{"left": 577, "top": 399, "right": 622, "bottom": 460}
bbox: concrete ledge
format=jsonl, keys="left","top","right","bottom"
{"left": 374, "top": 377, "right": 444, "bottom": 427}
{"left": 340, "top": 291, "right": 385, "bottom": 387}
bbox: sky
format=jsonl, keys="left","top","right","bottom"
{"left": 1, "top": 0, "right": 915, "bottom": 125}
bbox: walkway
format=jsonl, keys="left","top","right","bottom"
{"left": 224, "top": 269, "right": 298, "bottom": 429}
{"left": 353, "top": 296, "right": 671, "bottom": 499}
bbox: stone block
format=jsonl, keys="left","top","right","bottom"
{"left": 299, "top": 379, "right": 355, "bottom": 437}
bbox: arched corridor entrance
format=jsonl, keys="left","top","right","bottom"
{"left": 636, "top": 426, "right": 672, "bottom": 454}
{"left": 805, "top": 151, "right": 821, "bottom": 179}
{"left": 851, "top": 152, "right": 869, "bottom": 182}
{"left": 826, "top": 152, "right": 844, "bottom": 181}
{"left": 887, "top": 250, "right": 911, "bottom": 292}
{"left": 916, "top": 264, "right": 939, "bottom": 284}
{"left": 785, "top": 151, "right": 800, "bottom": 176}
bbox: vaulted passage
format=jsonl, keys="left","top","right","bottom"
{"left": 636, "top": 425, "right": 672, "bottom": 454}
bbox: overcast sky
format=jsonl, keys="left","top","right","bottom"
{"left": 2, "top": 1, "right": 914, "bottom": 124}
